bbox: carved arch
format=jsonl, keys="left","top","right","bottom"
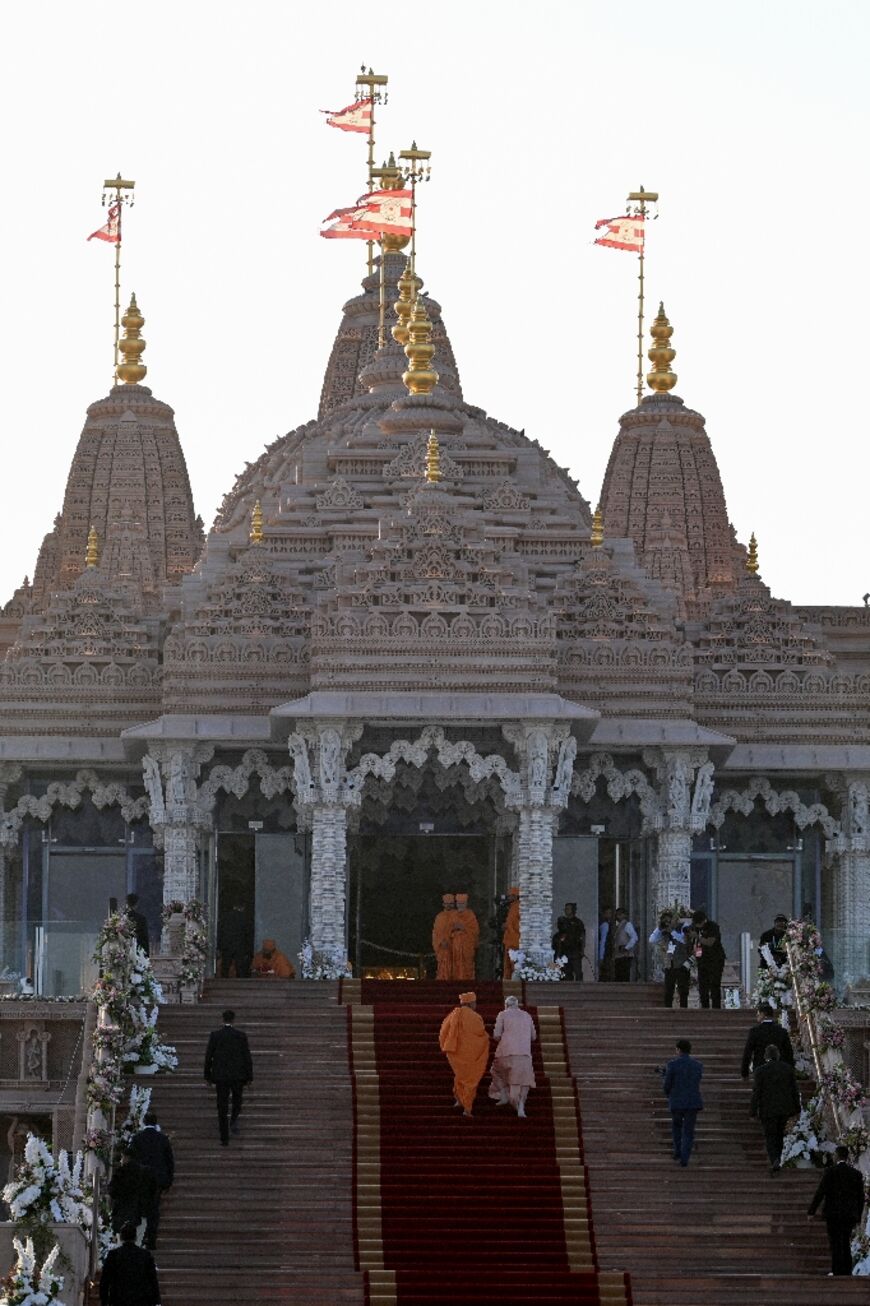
{"left": 344, "top": 725, "right": 522, "bottom": 810}
{"left": 198, "top": 749, "right": 293, "bottom": 812}
{"left": 708, "top": 776, "right": 840, "bottom": 838}
{"left": 571, "top": 752, "right": 659, "bottom": 823}
{"left": 0, "top": 770, "right": 149, "bottom": 848}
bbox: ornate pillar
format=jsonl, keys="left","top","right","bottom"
{"left": 643, "top": 750, "right": 713, "bottom": 925}
{"left": 288, "top": 723, "right": 362, "bottom": 970}
{"left": 0, "top": 765, "right": 23, "bottom": 972}
{"left": 503, "top": 726, "right": 576, "bottom": 966}
{"left": 833, "top": 776, "right": 870, "bottom": 987}
{"left": 142, "top": 744, "right": 215, "bottom": 922}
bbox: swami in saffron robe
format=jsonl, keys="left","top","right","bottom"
{"left": 502, "top": 895, "right": 521, "bottom": 978}
{"left": 432, "top": 897, "right": 456, "bottom": 980}
{"left": 438, "top": 1002, "right": 490, "bottom": 1115}
{"left": 449, "top": 903, "right": 479, "bottom": 980}
{"left": 251, "top": 940, "right": 295, "bottom": 978}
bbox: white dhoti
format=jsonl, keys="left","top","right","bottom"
{"left": 489, "top": 1053, "right": 536, "bottom": 1108}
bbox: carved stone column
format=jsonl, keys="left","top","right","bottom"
{"left": 0, "top": 765, "right": 23, "bottom": 973}
{"left": 833, "top": 776, "right": 870, "bottom": 987}
{"left": 643, "top": 750, "right": 713, "bottom": 926}
{"left": 288, "top": 723, "right": 362, "bottom": 970}
{"left": 503, "top": 726, "right": 576, "bottom": 966}
{"left": 142, "top": 745, "right": 215, "bottom": 941}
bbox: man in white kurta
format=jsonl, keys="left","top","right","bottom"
{"left": 488, "top": 996, "right": 537, "bottom": 1117}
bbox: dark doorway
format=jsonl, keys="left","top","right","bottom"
{"left": 216, "top": 833, "right": 255, "bottom": 974}
{"left": 349, "top": 835, "right": 494, "bottom": 978}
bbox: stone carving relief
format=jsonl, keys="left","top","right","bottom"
{"left": 315, "top": 477, "right": 364, "bottom": 512}
{"left": 197, "top": 750, "right": 293, "bottom": 812}
{"left": 0, "top": 770, "right": 149, "bottom": 850}
{"left": 571, "top": 753, "right": 658, "bottom": 824}
{"left": 17, "top": 1025, "right": 50, "bottom": 1082}
{"left": 708, "top": 776, "right": 840, "bottom": 839}
{"left": 482, "top": 481, "right": 530, "bottom": 512}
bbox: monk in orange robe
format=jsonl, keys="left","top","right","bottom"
{"left": 502, "top": 887, "right": 521, "bottom": 978}
{"left": 251, "top": 938, "right": 295, "bottom": 978}
{"left": 450, "top": 893, "right": 479, "bottom": 980}
{"left": 432, "top": 894, "right": 456, "bottom": 980}
{"left": 438, "top": 992, "right": 490, "bottom": 1117}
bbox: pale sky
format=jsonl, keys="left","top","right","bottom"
{"left": 0, "top": 1, "right": 867, "bottom": 608}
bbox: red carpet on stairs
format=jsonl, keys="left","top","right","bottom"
{"left": 342, "top": 980, "right": 632, "bottom": 1306}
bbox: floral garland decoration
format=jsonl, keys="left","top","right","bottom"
{"left": 161, "top": 899, "right": 208, "bottom": 989}
{"left": 509, "top": 949, "right": 565, "bottom": 982}
{"left": 117, "top": 1085, "right": 152, "bottom": 1152}
{"left": 0, "top": 1237, "right": 65, "bottom": 1306}
{"left": 297, "top": 939, "right": 352, "bottom": 981}
{"left": 1, "top": 1135, "right": 92, "bottom": 1255}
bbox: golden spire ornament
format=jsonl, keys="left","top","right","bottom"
{"left": 647, "top": 302, "right": 677, "bottom": 394}
{"left": 116, "top": 294, "right": 147, "bottom": 385}
{"left": 392, "top": 264, "right": 420, "bottom": 348}
{"left": 590, "top": 506, "right": 604, "bottom": 548}
{"left": 402, "top": 294, "right": 439, "bottom": 395}
{"left": 425, "top": 431, "right": 442, "bottom": 484}
{"left": 250, "top": 500, "right": 264, "bottom": 544}
{"left": 85, "top": 524, "right": 99, "bottom": 568}
{"left": 746, "top": 532, "right": 759, "bottom": 575}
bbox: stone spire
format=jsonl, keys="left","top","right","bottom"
{"left": 25, "top": 309, "right": 203, "bottom": 611}
{"left": 599, "top": 305, "right": 737, "bottom": 615}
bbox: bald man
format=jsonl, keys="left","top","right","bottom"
{"left": 450, "top": 893, "right": 479, "bottom": 980}
{"left": 432, "top": 894, "right": 456, "bottom": 980}
{"left": 438, "top": 992, "right": 490, "bottom": 1118}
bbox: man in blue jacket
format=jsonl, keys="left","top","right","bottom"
{"left": 663, "top": 1038, "right": 704, "bottom": 1168}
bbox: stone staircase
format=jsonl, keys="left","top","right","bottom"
{"left": 148, "top": 979, "right": 363, "bottom": 1304}
{"left": 527, "top": 981, "right": 869, "bottom": 1305}
{"left": 127, "top": 980, "right": 868, "bottom": 1304}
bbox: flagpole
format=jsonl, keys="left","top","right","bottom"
{"left": 627, "top": 186, "right": 657, "bottom": 406}
{"left": 371, "top": 153, "right": 404, "bottom": 349}
{"left": 355, "top": 67, "right": 388, "bottom": 277}
{"left": 101, "top": 173, "right": 135, "bottom": 383}
{"left": 399, "top": 141, "right": 431, "bottom": 277}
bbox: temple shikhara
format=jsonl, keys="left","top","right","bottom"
{"left": 2, "top": 238, "right": 869, "bottom": 992}
{"left": 0, "top": 76, "right": 869, "bottom": 1305}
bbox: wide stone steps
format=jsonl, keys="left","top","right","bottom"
{"left": 526, "top": 982, "right": 859, "bottom": 1303}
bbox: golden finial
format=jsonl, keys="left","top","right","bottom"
{"left": 371, "top": 153, "right": 409, "bottom": 254}
{"left": 116, "top": 293, "right": 147, "bottom": 385}
{"left": 85, "top": 524, "right": 99, "bottom": 568}
{"left": 425, "top": 431, "right": 442, "bottom": 484}
{"left": 403, "top": 295, "right": 439, "bottom": 396}
{"left": 647, "top": 302, "right": 677, "bottom": 394}
{"left": 590, "top": 505, "right": 604, "bottom": 548}
{"left": 250, "top": 500, "right": 264, "bottom": 544}
{"left": 392, "top": 264, "right": 420, "bottom": 348}
{"left": 746, "top": 532, "right": 759, "bottom": 575}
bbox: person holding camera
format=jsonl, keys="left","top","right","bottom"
{"left": 690, "top": 909, "right": 726, "bottom": 1009}
{"left": 649, "top": 912, "right": 692, "bottom": 1008}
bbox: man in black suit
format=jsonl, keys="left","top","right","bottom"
{"left": 204, "top": 1008, "right": 253, "bottom": 1145}
{"left": 690, "top": 910, "right": 726, "bottom": 1009}
{"left": 808, "top": 1144, "right": 866, "bottom": 1275}
{"left": 125, "top": 893, "right": 151, "bottom": 956}
{"left": 107, "top": 1152, "right": 156, "bottom": 1236}
{"left": 750, "top": 1044, "right": 801, "bottom": 1173}
{"left": 662, "top": 1038, "right": 704, "bottom": 1168}
{"left": 758, "top": 913, "right": 789, "bottom": 968}
{"left": 740, "top": 1004, "right": 794, "bottom": 1078}
{"left": 129, "top": 1110, "right": 174, "bottom": 1249}
{"left": 100, "top": 1221, "right": 161, "bottom": 1305}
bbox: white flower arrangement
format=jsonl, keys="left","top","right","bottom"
{"left": 1, "top": 1135, "right": 91, "bottom": 1231}
{"left": 509, "top": 949, "right": 565, "bottom": 982}
{"left": 780, "top": 1106, "right": 822, "bottom": 1168}
{"left": 122, "top": 1006, "right": 177, "bottom": 1071}
{"left": 118, "top": 1085, "right": 152, "bottom": 1151}
{"left": 298, "top": 939, "right": 352, "bottom": 980}
{"left": 852, "top": 1208, "right": 870, "bottom": 1276}
{"left": 751, "top": 946, "right": 794, "bottom": 1011}
{"left": 0, "top": 1237, "right": 65, "bottom": 1306}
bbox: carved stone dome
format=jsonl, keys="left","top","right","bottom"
{"left": 598, "top": 391, "right": 738, "bottom": 617}
{"left": 30, "top": 383, "right": 202, "bottom": 613}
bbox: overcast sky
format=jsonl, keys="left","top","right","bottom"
{"left": 0, "top": 1, "right": 867, "bottom": 608}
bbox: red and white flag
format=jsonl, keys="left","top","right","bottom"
{"left": 594, "top": 214, "right": 644, "bottom": 253}
{"left": 87, "top": 203, "right": 121, "bottom": 244}
{"left": 349, "top": 188, "right": 413, "bottom": 236}
{"left": 321, "top": 200, "right": 375, "bottom": 240}
{"left": 321, "top": 97, "right": 373, "bottom": 134}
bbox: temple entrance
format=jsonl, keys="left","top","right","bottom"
{"left": 215, "top": 831, "right": 307, "bottom": 976}
{"left": 348, "top": 834, "right": 499, "bottom": 979}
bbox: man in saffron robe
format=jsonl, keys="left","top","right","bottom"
{"left": 432, "top": 893, "right": 456, "bottom": 979}
{"left": 251, "top": 938, "right": 295, "bottom": 978}
{"left": 502, "top": 887, "right": 521, "bottom": 978}
{"left": 489, "top": 995, "right": 537, "bottom": 1117}
{"left": 438, "top": 991, "right": 490, "bottom": 1117}
{"left": 450, "top": 892, "right": 479, "bottom": 980}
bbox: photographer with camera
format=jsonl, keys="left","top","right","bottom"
{"left": 649, "top": 911, "right": 692, "bottom": 1008}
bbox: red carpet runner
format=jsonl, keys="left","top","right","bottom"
{"left": 341, "top": 979, "right": 631, "bottom": 1305}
